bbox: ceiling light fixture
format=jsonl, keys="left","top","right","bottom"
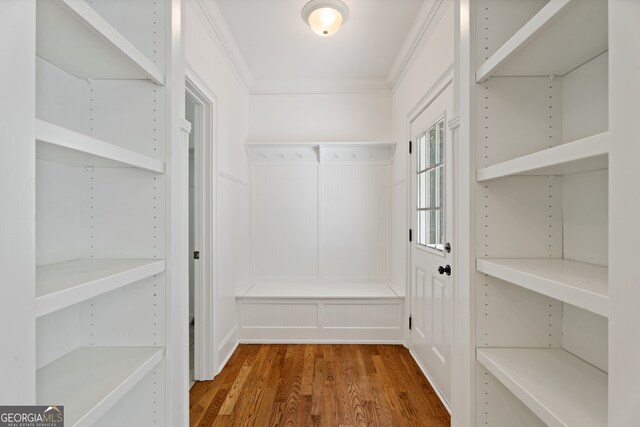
{"left": 302, "top": 0, "right": 349, "bottom": 37}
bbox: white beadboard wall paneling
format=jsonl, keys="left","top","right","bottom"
{"left": 36, "top": 347, "right": 164, "bottom": 427}
{"left": 562, "top": 304, "right": 608, "bottom": 373}
{"left": 390, "top": 180, "right": 407, "bottom": 297}
{"left": 36, "top": 119, "right": 165, "bottom": 173}
{"left": 477, "top": 348, "right": 607, "bottom": 427}
{"left": 562, "top": 170, "right": 608, "bottom": 267}
{"left": 323, "top": 303, "right": 401, "bottom": 328}
{"left": 321, "top": 165, "right": 389, "bottom": 279}
{"left": 36, "top": 160, "right": 90, "bottom": 266}
{"left": 36, "top": 259, "right": 166, "bottom": 318}
{"left": 238, "top": 299, "right": 404, "bottom": 343}
{"left": 242, "top": 303, "right": 318, "bottom": 328}
{"left": 35, "top": 0, "right": 164, "bottom": 84}
{"left": 477, "top": 258, "right": 608, "bottom": 318}
{"left": 476, "top": 0, "right": 608, "bottom": 81}
{"left": 253, "top": 166, "right": 319, "bottom": 279}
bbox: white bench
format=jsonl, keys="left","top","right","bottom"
{"left": 236, "top": 283, "right": 405, "bottom": 343}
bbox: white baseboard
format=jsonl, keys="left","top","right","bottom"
{"left": 408, "top": 347, "right": 452, "bottom": 414}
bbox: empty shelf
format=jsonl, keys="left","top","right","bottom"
{"left": 238, "top": 283, "right": 400, "bottom": 299}
{"left": 36, "top": 120, "right": 164, "bottom": 173}
{"left": 477, "top": 258, "right": 608, "bottom": 317}
{"left": 36, "top": 0, "right": 163, "bottom": 84}
{"left": 477, "top": 348, "right": 607, "bottom": 427}
{"left": 476, "top": 132, "right": 608, "bottom": 182}
{"left": 37, "top": 347, "right": 163, "bottom": 426}
{"left": 36, "top": 259, "right": 166, "bottom": 317}
{"left": 476, "top": 0, "right": 608, "bottom": 82}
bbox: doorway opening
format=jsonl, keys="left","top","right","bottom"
{"left": 186, "top": 70, "right": 217, "bottom": 384}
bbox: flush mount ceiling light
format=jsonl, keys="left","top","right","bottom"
{"left": 302, "top": 0, "right": 349, "bottom": 37}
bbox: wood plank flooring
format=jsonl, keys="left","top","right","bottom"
{"left": 190, "top": 344, "right": 450, "bottom": 426}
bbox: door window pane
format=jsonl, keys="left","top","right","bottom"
{"left": 416, "top": 117, "right": 445, "bottom": 251}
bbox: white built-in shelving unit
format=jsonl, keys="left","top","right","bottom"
{"left": 37, "top": 347, "right": 164, "bottom": 426}
{"left": 477, "top": 348, "right": 607, "bottom": 427}
{"left": 477, "top": 258, "right": 608, "bottom": 318}
{"left": 471, "top": 0, "right": 610, "bottom": 425}
{"left": 476, "top": 131, "right": 608, "bottom": 182}
{"left": 29, "top": 0, "right": 178, "bottom": 424}
{"left": 36, "top": 259, "right": 166, "bottom": 318}
{"left": 36, "top": 0, "right": 164, "bottom": 84}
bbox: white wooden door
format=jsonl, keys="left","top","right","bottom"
{"left": 409, "top": 84, "right": 454, "bottom": 405}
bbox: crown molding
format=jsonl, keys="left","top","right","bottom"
{"left": 250, "top": 78, "right": 391, "bottom": 95}
{"left": 195, "top": 0, "right": 254, "bottom": 91}
{"left": 387, "top": 0, "right": 451, "bottom": 89}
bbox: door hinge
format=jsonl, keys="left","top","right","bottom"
{"left": 193, "top": 251, "right": 200, "bottom": 260}
{"left": 409, "top": 229, "right": 413, "bottom": 242}
{"left": 409, "top": 316, "right": 412, "bottom": 330}
{"left": 409, "top": 140, "right": 412, "bottom": 154}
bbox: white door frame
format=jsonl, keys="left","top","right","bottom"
{"left": 405, "top": 65, "right": 455, "bottom": 411}
{"left": 185, "top": 66, "right": 217, "bottom": 380}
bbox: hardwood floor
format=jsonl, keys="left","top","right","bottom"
{"left": 189, "top": 344, "right": 450, "bottom": 426}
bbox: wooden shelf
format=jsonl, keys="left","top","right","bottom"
{"left": 238, "top": 283, "right": 400, "bottom": 299}
{"left": 36, "top": 259, "right": 166, "bottom": 318}
{"left": 476, "top": 0, "right": 608, "bottom": 82}
{"left": 37, "top": 347, "right": 163, "bottom": 426}
{"left": 36, "top": 120, "right": 165, "bottom": 173}
{"left": 477, "top": 348, "right": 607, "bottom": 427}
{"left": 36, "top": 0, "right": 164, "bottom": 84}
{"left": 476, "top": 132, "right": 608, "bottom": 182}
{"left": 477, "top": 258, "right": 608, "bottom": 317}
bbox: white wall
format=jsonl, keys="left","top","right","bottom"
{"left": 390, "top": 0, "right": 455, "bottom": 298}
{"left": 0, "top": 0, "right": 36, "bottom": 404}
{"left": 184, "top": 0, "right": 252, "bottom": 371}
{"left": 249, "top": 92, "right": 391, "bottom": 142}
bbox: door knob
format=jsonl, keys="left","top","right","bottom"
{"left": 438, "top": 265, "right": 451, "bottom": 276}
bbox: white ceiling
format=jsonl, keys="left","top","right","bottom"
{"left": 213, "top": 0, "right": 426, "bottom": 89}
